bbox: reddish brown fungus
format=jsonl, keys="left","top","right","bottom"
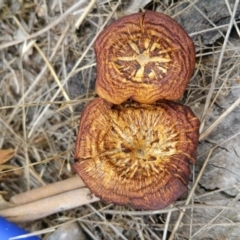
{"left": 95, "top": 11, "right": 195, "bottom": 104}
{"left": 73, "top": 98, "right": 200, "bottom": 209}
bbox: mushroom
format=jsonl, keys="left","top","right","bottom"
{"left": 73, "top": 98, "right": 200, "bottom": 209}
{"left": 95, "top": 11, "right": 195, "bottom": 104}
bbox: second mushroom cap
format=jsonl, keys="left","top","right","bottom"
{"left": 95, "top": 11, "right": 195, "bottom": 104}
{"left": 73, "top": 98, "right": 200, "bottom": 209}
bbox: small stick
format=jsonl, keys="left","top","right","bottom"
{"left": 0, "top": 188, "right": 99, "bottom": 222}
{"left": 11, "top": 175, "right": 85, "bottom": 205}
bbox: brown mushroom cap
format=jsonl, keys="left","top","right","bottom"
{"left": 95, "top": 11, "right": 195, "bottom": 104}
{"left": 73, "top": 98, "right": 200, "bottom": 209}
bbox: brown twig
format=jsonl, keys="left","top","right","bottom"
{"left": 0, "top": 188, "right": 99, "bottom": 222}
{"left": 10, "top": 175, "right": 85, "bottom": 205}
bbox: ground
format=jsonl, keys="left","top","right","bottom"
{"left": 0, "top": 0, "right": 240, "bottom": 239}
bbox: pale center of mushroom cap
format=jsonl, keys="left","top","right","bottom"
{"left": 135, "top": 51, "right": 150, "bottom": 65}
{"left": 99, "top": 106, "right": 181, "bottom": 179}
{"left": 117, "top": 130, "right": 178, "bottom": 179}
{"left": 136, "top": 148, "right": 145, "bottom": 157}
{"left": 112, "top": 37, "right": 172, "bottom": 82}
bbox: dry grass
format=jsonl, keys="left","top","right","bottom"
{"left": 1, "top": 0, "right": 240, "bottom": 239}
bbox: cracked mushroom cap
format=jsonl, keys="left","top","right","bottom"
{"left": 73, "top": 98, "right": 200, "bottom": 209}
{"left": 95, "top": 11, "right": 196, "bottom": 104}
